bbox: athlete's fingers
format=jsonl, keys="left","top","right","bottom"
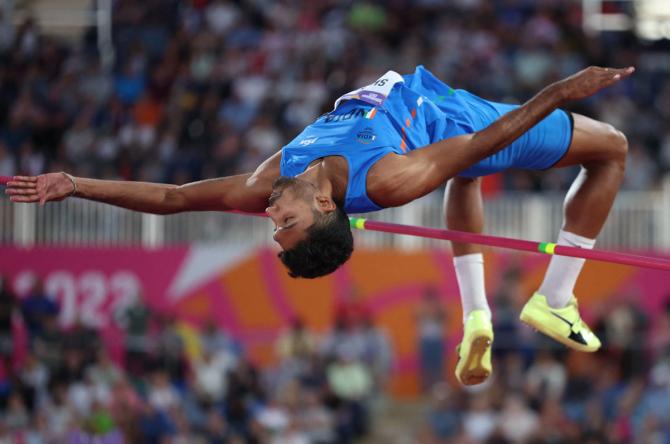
{"left": 11, "top": 176, "right": 37, "bottom": 183}
{"left": 9, "top": 195, "right": 40, "bottom": 203}
{"left": 6, "top": 181, "right": 37, "bottom": 189}
{"left": 594, "top": 67, "right": 633, "bottom": 89}
{"left": 617, "top": 66, "right": 635, "bottom": 78}
{"left": 4, "top": 188, "right": 39, "bottom": 196}
{"left": 608, "top": 66, "right": 635, "bottom": 80}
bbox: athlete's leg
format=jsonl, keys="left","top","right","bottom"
{"left": 539, "top": 113, "right": 627, "bottom": 306}
{"left": 444, "top": 177, "right": 490, "bottom": 319}
{"left": 521, "top": 113, "right": 627, "bottom": 352}
{"left": 445, "top": 176, "right": 493, "bottom": 385}
{"left": 552, "top": 113, "right": 628, "bottom": 238}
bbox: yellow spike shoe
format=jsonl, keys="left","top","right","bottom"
{"left": 455, "top": 310, "right": 493, "bottom": 386}
{"left": 520, "top": 292, "right": 601, "bottom": 352}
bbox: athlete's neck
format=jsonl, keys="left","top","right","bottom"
{"left": 297, "top": 157, "right": 348, "bottom": 206}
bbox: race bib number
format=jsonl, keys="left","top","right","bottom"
{"left": 333, "top": 70, "right": 404, "bottom": 109}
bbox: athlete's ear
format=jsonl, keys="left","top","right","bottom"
{"left": 315, "top": 195, "right": 336, "bottom": 212}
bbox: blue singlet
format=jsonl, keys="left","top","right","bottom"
{"left": 280, "top": 66, "right": 572, "bottom": 213}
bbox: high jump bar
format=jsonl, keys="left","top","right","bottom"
{"left": 231, "top": 211, "right": 670, "bottom": 271}
{"left": 1, "top": 175, "right": 667, "bottom": 271}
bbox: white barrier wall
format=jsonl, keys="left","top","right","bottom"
{"left": 2, "top": 179, "right": 670, "bottom": 251}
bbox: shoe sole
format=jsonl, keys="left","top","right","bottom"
{"left": 520, "top": 310, "right": 598, "bottom": 353}
{"left": 456, "top": 334, "right": 492, "bottom": 386}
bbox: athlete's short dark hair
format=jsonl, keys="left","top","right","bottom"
{"left": 278, "top": 203, "right": 353, "bottom": 279}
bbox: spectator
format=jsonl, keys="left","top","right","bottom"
{"left": 359, "top": 315, "right": 393, "bottom": 392}
{"left": 62, "top": 316, "right": 101, "bottom": 367}
{"left": 192, "top": 346, "right": 236, "bottom": 404}
{"left": 422, "top": 383, "right": 462, "bottom": 442}
{"left": 498, "top": 392, "right": 540, "bottom": 442}
{"left": 108, "top": 375, "right": 144, "bottom": 437}
{"left": 333, "top": 287, "right": 370, "bottom": 331}
{"left": 321, "top": 315, "right": 366, "bottom": 365}
{"left": 600, "top": 295, "right": 649, "bottom": 380}
{"left": 19, "top": 351, "right": 49, "bottom": 410}
{"left": 138, "top": 402, "right": 176, "bottom": 443}
{"left": 19, "top": 279, "right": 59, "bottom": 342}
{"left": 326, "top": 346, "right": 373, "bottom": 441}
{"left": 200, "top": 320, "right": 240, "bottom": 360}
{"left": 224, "top": 359, "right": 265, "bottom": 437}
{"left": 115, "top": 290, "right": 151, "bottom": 376}
{"left": 297, "top": 390, "right": 336, "bottom": 444}
{"left": 491, "top": 262, "right": 525, "bottom": 358}
{"left": 146, "top": 370, "right": 180, "bottom": 412}
{"left": 276, "top": 317, "right": 317, "bottom": 386}
{"left": 32, "top": 313, "right": 63, "bottom": 373}
{"left": 416, "top": 287, "right": 447, "bottom": 393}
{"left": 202, "top": 408, "right": 231, "bottom": 443}
{"left": 462, "top": 392, "right": 497, "bottom": 443}
{"left": 87, "top": 350, "right": 123, "bottom": 391}
{"left": 253, "top": 396, "right": 292, "bottom": 441}
{"left": 40, "top": 381, "right": 76, "bottom": 440}
{"left": 0, "top": 276, "right": 16, "bottom": 374}
{"left": 154, "top": 314, "right": 186, "bottom": 382}
{"left": 114, "top": 61, "right": 145, "bottom": 106}
{"left": 525, "top": 350, "right": 567, "bottom": 401}
{"left": 4, "top": 392, "right": 29, "bottom": 431}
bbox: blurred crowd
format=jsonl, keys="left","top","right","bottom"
{"left": 0, "top": 274, "right": 393, "bottom": 443}
{"left": 0, "top": 0, "right": 669, "bottom": 193}
{"left": 1, "top": 268, "right": 670, "bottom": 443}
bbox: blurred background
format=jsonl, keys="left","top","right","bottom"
{"left": 0, "top": 0, "right": 670, "bottom": 443}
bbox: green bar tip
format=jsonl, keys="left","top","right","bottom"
{"left": 349, "top": 217, "right": 366, "bottom": 230}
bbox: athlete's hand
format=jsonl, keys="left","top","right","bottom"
{"left": 557, "top": 66, "right": 635, "bottom": 101}
{"left": 4, "top": 173, "right": 75, "bottom": 205}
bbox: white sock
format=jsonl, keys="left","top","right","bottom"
{"left": 538, "top": 230, "right": 596, "bottom": 308}
{"left": 453, "top": 253, "right": 491, "bottom": 323}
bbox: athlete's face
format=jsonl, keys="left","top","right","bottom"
{"left": 266, "top": 177, "right": 322, "bottom": 250}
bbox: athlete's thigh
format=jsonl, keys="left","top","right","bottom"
{"left": 552, "top": 113, "right": 625, "bottom": 168}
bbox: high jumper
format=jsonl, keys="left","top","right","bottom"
{"left": 5, "top": 65, "right": 635, "bottom": 385}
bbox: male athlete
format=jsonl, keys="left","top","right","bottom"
{"left": 6, "top": 65, "right": 634, "bottom": 385}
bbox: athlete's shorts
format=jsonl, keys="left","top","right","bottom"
{"left": 457, "top": 97, "right": 574, "bottom": 178}
{"left": 403, "top": 66, "right": 574, "bottom": 178}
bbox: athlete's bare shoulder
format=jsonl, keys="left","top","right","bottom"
{"left": 248, "top": 151, "right": 282, "bottom": 186}
{"left": 211, "top": 151, "right": 282, "bottom": 213}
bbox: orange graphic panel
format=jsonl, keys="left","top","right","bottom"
{"left": 224, "top": 258, "right": 284, "bottom": 329}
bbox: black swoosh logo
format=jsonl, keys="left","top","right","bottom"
{"left": 550, "top": 312, "right": 588, "bottom": 346}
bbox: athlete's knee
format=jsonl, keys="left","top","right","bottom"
{"left": 603, "top": 124, "right": 628, "bottom": 166}
{"left": 585, "top": 123, "right": 627, "bottom": 176}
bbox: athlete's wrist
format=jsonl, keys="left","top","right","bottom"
{"left": 61, "top": 172, "right": 78, "bottom": 197}
{"left": 542, "top": 82, "right": 568, "bottom": 105}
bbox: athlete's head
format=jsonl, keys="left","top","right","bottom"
{"left": 266, "top": 176, "right": 353, "bottom": 278}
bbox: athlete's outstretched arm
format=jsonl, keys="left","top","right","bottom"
{"left": 5, "top": 152, "right": 281, "bottom": 214}
{"left": 372, "top": 66, "right": 634, "bottom": 207}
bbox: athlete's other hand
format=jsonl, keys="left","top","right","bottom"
{"left": 557, "top": 66, "right": 635, "bottom": 101}
{"left": 5, "top": 173, "right": 75, "bottom": 205}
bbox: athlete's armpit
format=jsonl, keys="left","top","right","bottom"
{"left": 365, "top": 137, "right": 474, "bottom": 208}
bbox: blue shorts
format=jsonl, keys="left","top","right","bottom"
{"left": 457, "top": 97, "right": 574, "bottom": 178}
{"left": 402, "top": 66, "right": 574, "bottom": 178}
